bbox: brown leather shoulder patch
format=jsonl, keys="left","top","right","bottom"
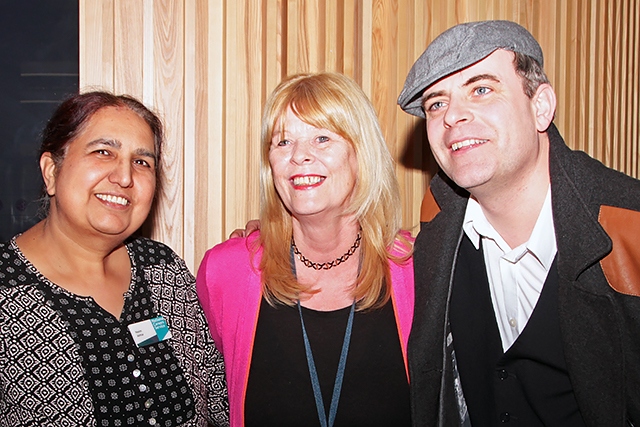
{"left": 420, "top": 187, "right": 441, "bottom": 222}
{"left": 598, "top": 205, "right": 640, "bottom": 297}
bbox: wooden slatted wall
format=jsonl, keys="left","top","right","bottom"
{"left": 79, "top": 0, "right": 640, "bottom": 270}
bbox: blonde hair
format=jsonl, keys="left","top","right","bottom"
{"left": 258, "top": 72, "right": 411, "bottom": 311}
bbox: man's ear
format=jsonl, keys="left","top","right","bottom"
{"left": 532, "top": 83, "right": 557, "bottom": 132}
{"left": 40, "top": 153, "right": 57, "bottom": 196}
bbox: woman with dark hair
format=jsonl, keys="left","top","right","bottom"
{"left": 197, "top": 73, "right": 413, "bottom": 427}
{"left": 0, "top": 91, "right": 229, "bottom": 426}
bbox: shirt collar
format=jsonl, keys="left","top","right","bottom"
{"left": 462, "top": 187, "right": 557, "bottom": 268}
{"left": 526, "top": 187, "right": 557, "bottom": 269}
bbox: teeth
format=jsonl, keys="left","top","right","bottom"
{"left": 451, "top": 139, "right": 487, "bottom": 151}
{"left": 96, "top": 194, "right": 129, "bottom": 206}
{"left": 292, "top": 176, "right": 323, "bottom": 186}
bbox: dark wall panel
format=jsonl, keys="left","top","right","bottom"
{"left": 0, "top": 0, "right": 78, "bottom": 240}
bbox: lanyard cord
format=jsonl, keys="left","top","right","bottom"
{"left": 297, "top": 300, "right": 355, "bottom": 427}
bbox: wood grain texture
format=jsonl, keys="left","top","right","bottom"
{"left": 79, "top": 0, "right": 114, "bottom": 89}
{"left": 79, "top": 0, "right": 640, "bottom": 270}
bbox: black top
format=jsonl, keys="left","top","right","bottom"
{"left": 38, "top": 250, "right": 195, "bottom": 427}
{"left": 0, "top": 237, "right": 229, "bottom": 427}
{"left": 451, "top": 236, "right": 585, "bottom": 426}
{"left": 16, "top": 242, "right": 195, "bottom": 427}
{"left": 245, "top": 298, "right": 411, "bottom": 427}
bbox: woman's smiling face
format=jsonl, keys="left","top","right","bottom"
{"left": 42, "top": 106, "right": 157, "bottom": 240}
{"left": 268, "top": 106, "right": 358, "bottom": 221}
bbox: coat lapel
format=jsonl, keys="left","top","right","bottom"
{"left": 548, "top": 125, "right": 624, "bottom": 426}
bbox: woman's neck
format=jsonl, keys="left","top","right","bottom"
{"left": 292, "top": 218, "right": 361, "bottom": 311}
{"left": 16, "top": 220, "right": 131, "bottom": 318}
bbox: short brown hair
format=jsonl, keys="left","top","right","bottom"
{"left": 513, "top": 51, "right": 550, "bottom": 98}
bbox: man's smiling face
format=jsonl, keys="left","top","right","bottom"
{"left": 422, "top": 49, "right": 545, "bottom": 197}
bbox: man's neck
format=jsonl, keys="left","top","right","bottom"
{"left": 475, "top": 184, "right": 549, "bottom": 248}
{"left": 472, "top": 142, "right": 551, "bottom": 248}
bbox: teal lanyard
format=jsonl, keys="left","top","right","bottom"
{"left": 297, "top": 300, "right": 355, "bottom": 427}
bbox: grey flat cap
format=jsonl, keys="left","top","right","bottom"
{"left": 398, "top": 20, "right": 543, "bottom": 118}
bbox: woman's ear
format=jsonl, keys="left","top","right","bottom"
{"left": 40, "top": 153, "right": 57, "bottom": 196}
{"left": 532, "top": 83, "right": 557, "bottom": 132}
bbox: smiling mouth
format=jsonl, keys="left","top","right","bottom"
{"left": 451, "top": 139, "right": 488, "bottom": 152}
{"left": 292, "top": 176, "right": 324, "bottom": 186}
{"left": 96, "top": 194, "right": 130, "bottom": 206}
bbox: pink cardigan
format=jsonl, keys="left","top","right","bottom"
{"left": 196, "top": 232, "right": 414, "bottom": 427}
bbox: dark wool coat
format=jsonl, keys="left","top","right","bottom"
{"left": 410, "top": 124, "right": 640, "bottom": 426}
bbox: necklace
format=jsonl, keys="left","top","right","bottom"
{"left": 291, "top": 232, "right": 361, "bottom": 270}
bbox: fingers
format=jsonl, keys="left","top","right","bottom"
{"left": 227, "top": 219, "right": 260, "bottom": 240}
{"left": 228, "top": 228, "right": 246, "bottom": 239}
{"left": 245, "top": 219, "right": 260, "bottom": 234}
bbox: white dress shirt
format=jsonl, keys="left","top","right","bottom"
{"left": 462, "top": 188, "right": 557, "bottom": 351}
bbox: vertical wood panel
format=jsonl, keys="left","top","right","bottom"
{"left": 151, "top": 1, "right": 184, "bottom": 254}
{"left": 225, "top": 0, "right": 245, "bottom": 237}
{"left": 202, "top": 0, "right": 225, "bottom": 263}
{"left": 183, "top": 0, "right": 203, "bottom": 268}
{"left": 142, "top": 0, "right": 154, "bottom": 104}
{"left": 612, "top": 0, "right": 622, "bottom": 171}
{"left": 632, "top": 0, "right": 639, "bottom": 177}
{"left": 245, "top": 1, "right": 263, "bottom": 224}
{"left": 325, "top": 0, "right": 339, "bottom": 70}
{"left": 586, "top": 0, "right": 598, "bottom": 157}
{"left": 114, "top": 0, "right": 144, "bottom": 96}
{"left": 359, "top": 1, "right": 373, "bottom": 95}
{"left": 79, "top": 0, "right": 114, "bottom": 89}
{"left": 262, "top": 0, "right": 282, "bottom": 96}
{"left": 341, "top": 1, "right": 356, "bottom": 77}
{"left": 79, "top": 0, "right": 640, "bottom": 269}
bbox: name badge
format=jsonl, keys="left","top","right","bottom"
{"left": 127, "top": 316, "right": 172, "bottom": 347}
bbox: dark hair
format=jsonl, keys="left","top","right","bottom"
{"left": 513, "top": 51, "right": 550, "bottom": 98}
{"left": 40, "top": 91, "right": 163, "bottom": 173}
{"left": 39, "top": 91, "right": 164, "bottom": 214}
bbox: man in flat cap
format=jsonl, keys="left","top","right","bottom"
{"left": 398, "top": 20, "right": 640, "bottom": 426}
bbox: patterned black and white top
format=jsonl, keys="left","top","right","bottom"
{"left": 0, "top": 236, "right": 229, "bottom": 427}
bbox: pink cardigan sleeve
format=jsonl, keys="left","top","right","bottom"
{"left": 196, "top": 234, "right": 263, "bottom": 427}
{"left": 389, "top": 233, "right": 415, "bottom": 377}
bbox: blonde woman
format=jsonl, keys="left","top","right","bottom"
{"left": 197, "top": 73, "right": 413, "bottom": 427}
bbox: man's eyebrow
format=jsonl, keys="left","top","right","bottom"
{"left": 422, "top": 90, "right": 447, "bottom": 104}
{"left": 463, "top": 73, "right": 500, "bottom": 86}
{"left": 422, "top": 73, "right": 502, "bottom": 106}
